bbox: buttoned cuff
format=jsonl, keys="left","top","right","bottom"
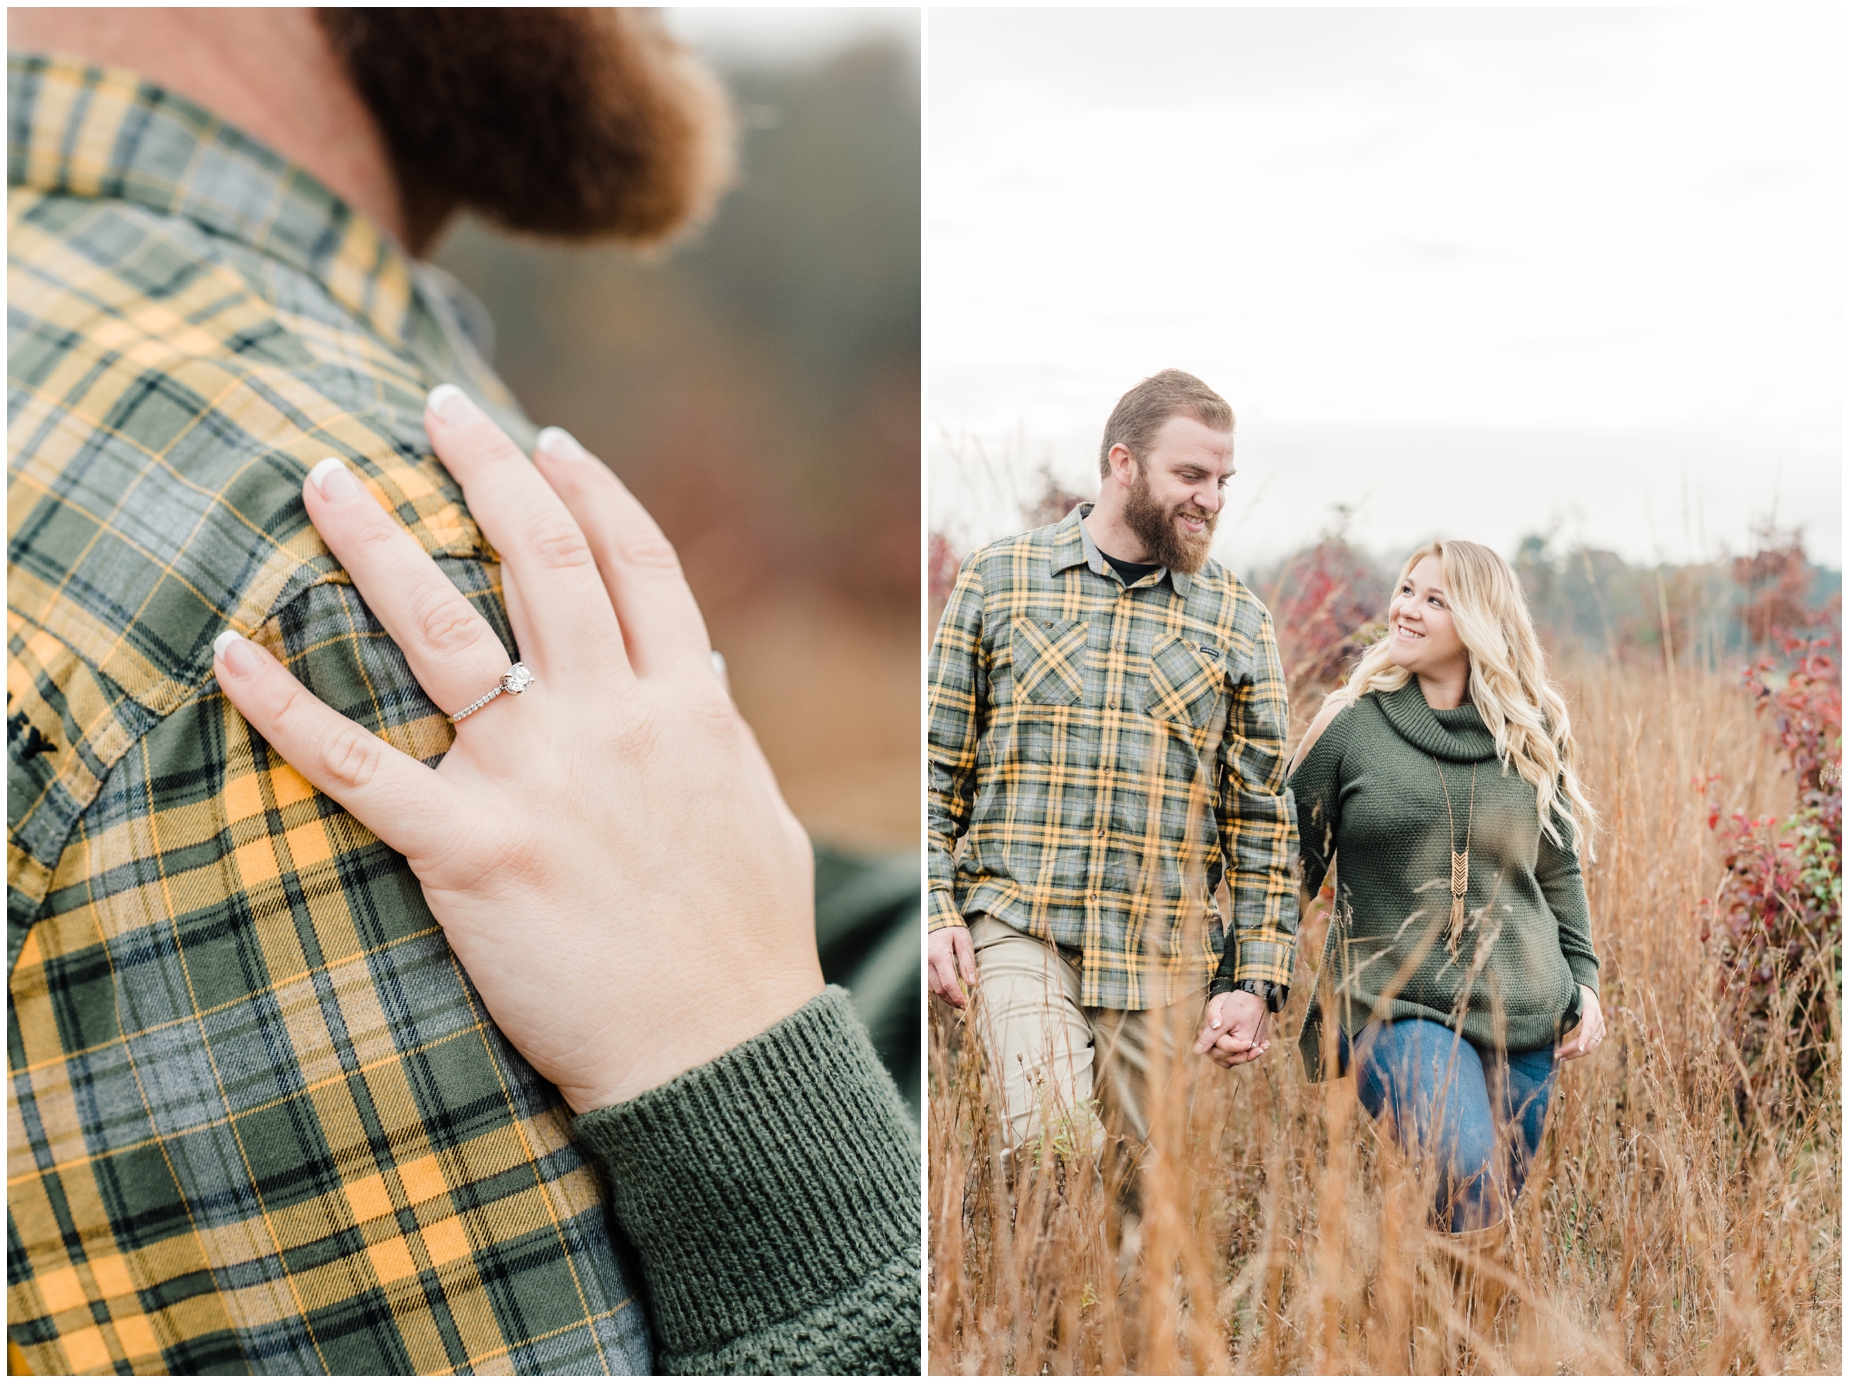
{"left": 1227, "top": 935, "right": 1295, "bottom": 989}
{"left": 927, "top": 886, "right": 965, "bottom": 933}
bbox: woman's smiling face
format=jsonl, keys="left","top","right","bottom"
{"left": 1387, "top": 554, "right": 1469, "bottom": 679}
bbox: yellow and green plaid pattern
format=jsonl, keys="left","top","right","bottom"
{"left": 927, "top": 505, "right": 1299, "bottom": 1010}
{"left": 7, "top": 54, "right": 649, "bottom": 1373}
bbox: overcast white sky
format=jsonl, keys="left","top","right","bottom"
{"left": 666, "top": 6, "right": 918, "bottom": 68}
{"left": 930, "top": 7, "right": 1841, "bottom": 572}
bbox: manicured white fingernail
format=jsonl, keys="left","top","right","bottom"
{"left": 535, "top": 426, "right": 588, "bottom": 461}
{"left": 427, "top": 383, "right": 478, "bottom": 425}
{"left": 214, "top": 630, "right": 260, "bottom": 675}
{"left": 307, "top": 456, "right": 359, "bottom": 501}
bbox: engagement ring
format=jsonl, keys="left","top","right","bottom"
{"left": 450, "top": 662, "right": 534, "bottom": 723}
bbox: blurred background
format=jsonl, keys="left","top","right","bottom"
{"left": 435, "top": 8, "right": 920, "bottom": 853}
{"left": 929, "top": 9, "right": 1840, "bottom": 625}
{"left": 432, "top": 9, "right": 920, "bottom": 1108}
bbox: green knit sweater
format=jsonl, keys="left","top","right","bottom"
{"left": 1292, "top": 681, "right": 1599, "bottom": 1080}
{"left": 572, "top": 988, "right": 919, "bottom": 1374}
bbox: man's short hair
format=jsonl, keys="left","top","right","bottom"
{"left": 1097, "top": 369, "right": 1235, "bottom": 478}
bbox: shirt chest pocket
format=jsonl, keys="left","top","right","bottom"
{"left": 1143, "top": 634, "right": 1227, "bottom": 730}
{"left": 1010, "top": 616, "right": 1088, "bottom": 708}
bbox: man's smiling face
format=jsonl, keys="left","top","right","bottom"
{"left": 1119, "top": 414, "right": 1235, "bottom": 573}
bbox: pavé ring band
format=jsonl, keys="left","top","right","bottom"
{"left": 449, "top": 662, "right": 534, "bottom": 723}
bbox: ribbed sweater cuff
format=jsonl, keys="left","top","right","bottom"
{"left": 572, "top": 987, "right": 918, "bottom": 1362}
{"left": 1566, "top": 955, "right": 1600, "bottom": 995}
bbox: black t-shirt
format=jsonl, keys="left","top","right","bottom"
{"left": 1099, "top": 547, "right": 1161, "bottom": 586}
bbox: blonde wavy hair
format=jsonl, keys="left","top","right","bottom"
{"left": 1327, "top": 539, "right": 1598, "bottom": 858}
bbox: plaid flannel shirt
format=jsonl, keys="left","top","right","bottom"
{"left": 7, "top": 55, "right": 652, "bottom": 1374}
{"left": 927, "top": 504, "right": 1299, "bottom": 1010}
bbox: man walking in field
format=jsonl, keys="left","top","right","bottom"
{"left": 927, "top": 369, "right": 1299, "bottom": 1166}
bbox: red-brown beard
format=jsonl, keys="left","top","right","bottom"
{"left": 317, "top": 9, "right": 733, "bottom": 249}
{"left": 1122, "top": 461, "right": 1217, "bottom": 573}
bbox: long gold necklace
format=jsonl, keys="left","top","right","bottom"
{"left": 1432, "top": 756, "right": 1478, "bottom": 961}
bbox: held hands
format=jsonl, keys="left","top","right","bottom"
{"left": 928, "top": 925, "right": 977, "bottom": 1008}
{"left": 213, "top": 387, "right": 822, "bottom": 1114}
{"left": 1555, "top": 984, "right": 1606, "bottom": 1060}
{"left": 1193, "top": 989, "right": 1272, "bottom": 1068}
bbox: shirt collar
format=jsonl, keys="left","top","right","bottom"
{"left": 1051, "top": 502, "right": 1194, "bottom": 597}
{"left": 7, "top": 51, "right": 420, "bottom": 350}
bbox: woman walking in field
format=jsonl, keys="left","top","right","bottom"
{"left": 1199, "top": 539, "right": 1604, "bottom": 1272}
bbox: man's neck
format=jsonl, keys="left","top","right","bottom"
{"left": 1082, "top": 497, "right": 1154, "bottom": 565}
{"left": 8, "top": 8, "right": 430, "bottom": 253}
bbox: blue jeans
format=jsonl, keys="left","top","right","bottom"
{"left": 1340, "top": 1019, "right": 1558, "bottom": 1232}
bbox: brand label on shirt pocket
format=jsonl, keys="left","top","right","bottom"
{"left": 1011, "top": 616, "right": 1087, "bottom": 708}
{"left": 1144, "top": 634, "right": 1225, "bottom": 730}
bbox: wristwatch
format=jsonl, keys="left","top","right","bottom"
{"left": 1228, "top": 978, "right": 1289, "bottom": 1013}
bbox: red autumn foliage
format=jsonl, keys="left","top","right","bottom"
{"left": 1260, "top": 537, "right": 1387, "bottom": 700}
{"left": 1733, "top": 524, "right": 1835, "bottom": 652}
{"left": 1702, "top": 630, "right": 1842, "bottom": 1098}
{"left": 928, "top": 530, "right": 962, "bottom": 610}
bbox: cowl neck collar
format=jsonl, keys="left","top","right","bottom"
{"left": 1374, "top": 679, "right": 1499, "bottom": 763}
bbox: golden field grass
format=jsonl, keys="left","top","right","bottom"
{"left": 927, "top": 661, "right": 1841, "bottom": 1374}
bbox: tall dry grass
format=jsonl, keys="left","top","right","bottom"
{"left": 927, "top": 661, "right": 1841, "bottom": 1374}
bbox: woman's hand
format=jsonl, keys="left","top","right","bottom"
{"left": 213, "top": 385, "right": 821, "bottom": 1113}
{"left": 1555, "top": 984, "right": 1605, "bottom": 1060}
{"left": 1193, "top": 990, "right": 1271, "bottom": 1068}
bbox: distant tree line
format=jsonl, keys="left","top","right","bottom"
{"left": 1246, "top": 522, "right": 1840, "bottom": 692}
{"left": 931, "top": 463, "right": 1842, "bottom": 690}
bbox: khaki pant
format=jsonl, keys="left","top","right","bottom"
{"left": 969, "top": 915, "right": 1196, "bottom": 1158}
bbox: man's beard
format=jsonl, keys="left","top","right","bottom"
{"left": 1122, "top": 462, "right": 1218, "bottom": 573}
{"left": 317, "top": 9, "right": 733, "bottom": 248}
